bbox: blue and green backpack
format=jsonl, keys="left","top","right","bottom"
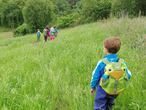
{"left": 100, "top": 58, "right": 129, "bottom": 95}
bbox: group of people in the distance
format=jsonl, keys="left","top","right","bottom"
{"left": 36, "top": 26, "right": 58, "bottom": 42}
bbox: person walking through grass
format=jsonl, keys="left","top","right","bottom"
{"left": 90, "top": 37, "right": 132, "bottom": 110}
{"left": 43, "top": 26, "right": 49, "bottom": 42}
{"left": 36, "top": 29, "right": 41, "bottom": 42}
{"left": 50, "top": 26, "right": 55, "bottom": 41}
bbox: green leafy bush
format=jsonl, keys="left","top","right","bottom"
{"left": 81, "top": 0, "right": 112, "bottom": 22}
{"left": 111, "top": 0, "right": 137, "bottom": 17}
{"left": 56, "top": 13, "right": 80, "bottom": 28}
{"left": 23, "top": 0, "right": 54, "bottom": 32}
{"left": 0, "top": 1, "right": 23, "bottom": 28}
{"left": 14, "top": 23, "right": 30, "bottom": 36}
{"left": 54, "top": 0, "right": 71, "bottom": 16}
{"left": 111, "top": 0, "right": 146, "bottom": 17}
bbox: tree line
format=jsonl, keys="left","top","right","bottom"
{"left": 0, "top": 0, "right": 146, "bottom": 36}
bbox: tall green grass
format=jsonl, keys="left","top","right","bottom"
{"left": 0, "top": 17, "right": 146, "bottom": 110}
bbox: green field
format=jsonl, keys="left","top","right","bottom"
{"left": 0, "top": 17, "right": 146, "bottom": 110}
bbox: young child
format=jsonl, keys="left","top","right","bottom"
{"left": 43, "top": 27, "right": 48, "bottom": 42}
{"left": 36, "top": 29, "right": 41, "bottom": 41}
{"left": 90, "top": 37, "right": 132, "bottom": 110}
{"left": 50, "top": 27, "right": 55, "bottom": 41}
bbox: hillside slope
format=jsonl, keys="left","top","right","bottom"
{"left": 0, "top": 17, "right": 146, "bottom": 110}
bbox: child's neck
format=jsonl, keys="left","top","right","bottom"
{"left": 105, "top": 52, "right": 110, "bottom": 55}
{"left": 105, "top": 53, "right": 115, "bottom": 55}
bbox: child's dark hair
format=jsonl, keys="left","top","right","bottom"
{"left": 104, "top": 37, "right": 121, "bottom": 53}
{"left": 45, "top": 26, "right": 49, "bottom": 29}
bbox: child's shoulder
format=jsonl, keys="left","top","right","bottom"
{"left": 96, "top": 59, "right": 106, "bottom": 68}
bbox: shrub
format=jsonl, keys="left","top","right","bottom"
{"left": 23, "top": 0, "right": 54, "bottom": 32}
{"left": 81, "top": 0, "right": 112, "bottom": 22}
{"left": 112, "top": 0, "right": 136, "bottom": 17}
{"left": 14, "top": 23, "right": 30, "bottom": 36}
{"left": 0, "top": 1, "right": 23, "bottom": 28}
{"left": 56, "top": 13, "right": 80, "bottom": 28}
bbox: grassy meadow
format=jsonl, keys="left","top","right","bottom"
{"left": 0, "top": 17, "right": 146, "bottom": 110}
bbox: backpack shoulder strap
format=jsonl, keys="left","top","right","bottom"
{"left": 118, "top": 58, "right": 125, "bottom": 64}
{"left": 102, "top": 58, "right": 110, "bottom": 65}
{"left": 102, "top": 58, "right": 125, "bottom": 65}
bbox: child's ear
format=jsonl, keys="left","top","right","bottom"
{"left": 103, "top": 47, "right": 108, "bottom": 54}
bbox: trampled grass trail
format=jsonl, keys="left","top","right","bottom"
{"left": 0, "top": 17, "right": 146, "bottom": 110}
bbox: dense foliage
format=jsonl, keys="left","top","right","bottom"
{"left": 111, "top": 0, "right": 146, "bottom": 17}
{"left": 0, "top": 0, "right": 146, "bottom": 35}
{"left": 23, "top": 0, "right": 54, "bottom": 32}
{"left": 81, "top": 0, "right": 112, "bottom": 21}
{"left": 14, "top": 23, "right": 30, "bottom": 36}
{"left": 0, "top": 0, "right": 24, "bottom": 28}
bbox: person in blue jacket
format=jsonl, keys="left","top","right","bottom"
{"left": 36, "top": 29, "right": 41, "bottom": 42}
{"left": 90, "top": 37, "right": 132, "bottom": 110}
